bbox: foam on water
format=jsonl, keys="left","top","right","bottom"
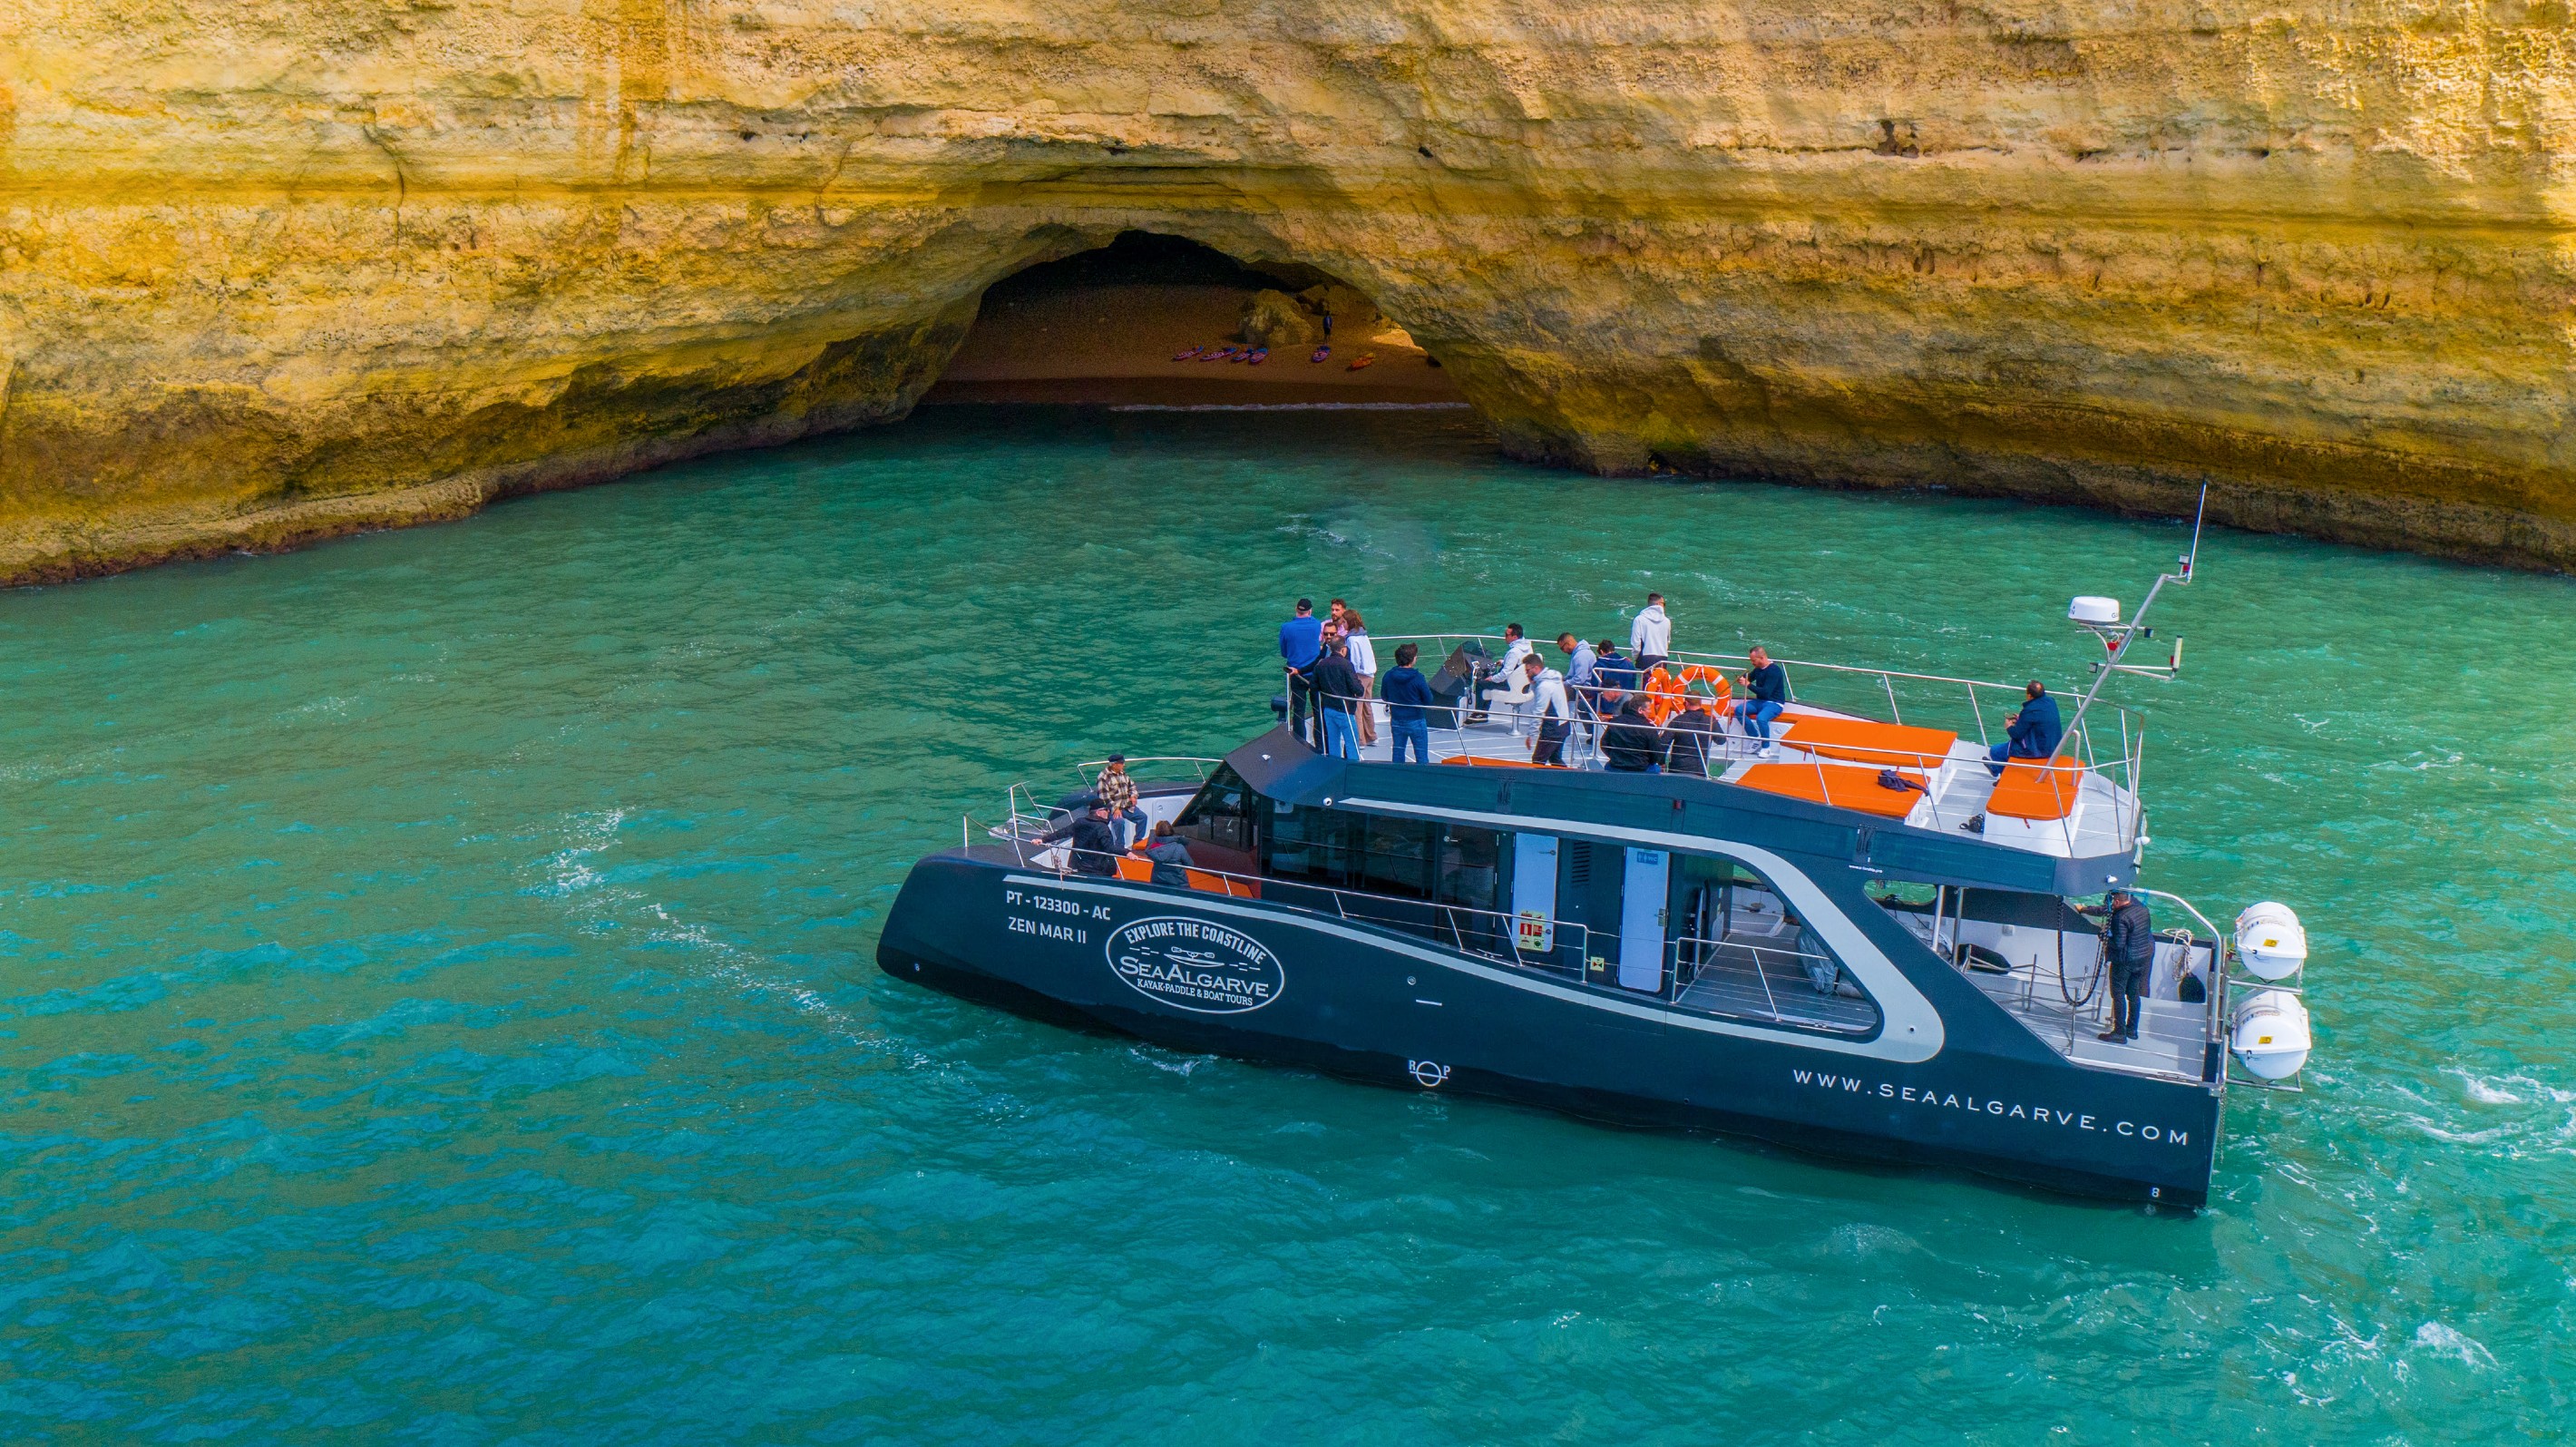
{"left": 4, "top": 406, "right": 2573, "bottom": 1442}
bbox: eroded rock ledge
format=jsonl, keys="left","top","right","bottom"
{"left": 4, "top": 0, "right": 2572, "bottom": 581}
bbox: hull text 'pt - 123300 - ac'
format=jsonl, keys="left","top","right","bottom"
{"left": 880, "top": 523, "right": 2314, "bottom": 1207}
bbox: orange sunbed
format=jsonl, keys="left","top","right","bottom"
{"left": 1115, "top": 855, "right": 1154, "bottom": 882}
{"left": 1732, "top": 761, "right": 1929, "bottom": 819}
{"left": 1440, "top": 755, "right": 1556, "bottom": 768}
{"left": 1775, "top": 715, "right": 1959, "bottom": 770}
{"left": 1987, "top": 755, "right": 2085, "bottom": 821}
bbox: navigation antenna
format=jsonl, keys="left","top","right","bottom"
{"left": 2059, "top": 484, "right": 2207, "bottom": 745}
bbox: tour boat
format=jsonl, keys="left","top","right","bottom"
{"left": 879, "top": 533, "right": 2312, "bottom": 1207}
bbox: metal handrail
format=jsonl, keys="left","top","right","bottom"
{"left": 1002, "top": 833, "right": 1595, "bottom": 970}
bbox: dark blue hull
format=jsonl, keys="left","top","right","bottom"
{"left": 878, "top": 849, "right": 2221, "bottom": 1207}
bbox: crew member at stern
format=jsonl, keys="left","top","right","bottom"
{"left": 2080, "top": 887, "right": 2156, "bottom": 1042}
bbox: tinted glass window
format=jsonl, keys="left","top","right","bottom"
{"left": 1174, "top": 765, "right": 1255, "bottom": 853}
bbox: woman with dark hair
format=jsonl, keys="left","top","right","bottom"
{"left": 1342, "top": 609, "right": 1380, "bottom": 747}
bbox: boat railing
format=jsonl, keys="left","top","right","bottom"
{"left": 1326, "top": 637, "right": 2145, "bottom": 849}
{"left": 982, "top": 828, "right": 1595, "bottom": 971}
{"left": 1075, "top": 757, "right": 1218, "bottom": 787}
{"left": 1664, "top": 933, "right": 1878, "bottom": 1034}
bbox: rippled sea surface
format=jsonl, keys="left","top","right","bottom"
{"left": 5, "top": 408, "right": 2572, "bottom": 1442}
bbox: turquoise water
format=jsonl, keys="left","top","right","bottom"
{"left": 5, "top": 407, "right": 2572, "bottom": 1442}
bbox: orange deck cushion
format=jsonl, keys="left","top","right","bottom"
{"left": 1114, "top": 855, "right": 1154, "bottom": 882}
{"left": 1732, "top": 761, "right": 1928, "bottom": 819}
{"left": 1987, "top": 755, "right": 2085, "bottom": 820}
{"left": 1440, "top": 755, "right": 1555, "bottom": 768}
{"left": 1775, "top": 715, "right": 1959, "bottom": 770}
{"left": 1185, "top": 868, "right": 1259, "bottom": 898}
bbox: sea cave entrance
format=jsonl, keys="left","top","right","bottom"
{"left": 920, "top": 231, "right": 1461, "bottom": 408}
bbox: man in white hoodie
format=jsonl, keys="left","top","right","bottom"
{"left": 1630, "top": 592, "right": 1673, "bottom": 675}
{"left": 1520, "top": 651, "right": 1576, "bottom": 767}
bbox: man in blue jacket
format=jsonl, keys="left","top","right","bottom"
{"left": 1279, "top": 598, "right": 1324, "bottom": 747}
{"left": 1736, "top": 644, "right": 1790, "bottom": 758}
{"left": 1380, "top": 643, "right": 1438, "bottom": 764}
{"left": 1986, "top": 680, "right": 2064, "bottom": 776}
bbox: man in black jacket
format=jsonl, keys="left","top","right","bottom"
{"left": 1309, "top": 640, "right": 1368, "bottom": 759}
{"left": 1665, "top": 695, "right": 1721, "bottom": 777}
{"left": 1040, "top": 802, "right": 1123, "bottom": 877}
{"left": 1600, "top": 692, "right": 1670, "bottom": 773}
{"left": 2079, "top": 887, "right": 2156, "bottom": 1042}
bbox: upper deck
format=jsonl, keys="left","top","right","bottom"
{"left": 1328, "top": 635, "right": 2146, "bottom": 869}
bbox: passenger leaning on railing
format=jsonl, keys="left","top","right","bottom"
{"left": 1039, "top": 801, "right": 1123, "bottom": 877}
{"left": 1600, "top": 689, "right": 1671, "bottom": 773}
{"left": 1142, "top": 820, "right": 1195, "bottom": 886}
{"left": 1665, "top": 692, "right": 1721, "bottom": 777}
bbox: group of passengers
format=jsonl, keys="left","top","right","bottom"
{"left": 1037, "top": 753, "right": 1198, "bottom": 881}
{"left": 1277, "top": 589, "right": 2070, "bottom": 778}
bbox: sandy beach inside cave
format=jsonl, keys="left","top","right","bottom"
{"left": 922, "top": 282, "right": 1464, "bottom": 407}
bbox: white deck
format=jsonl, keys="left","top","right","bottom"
{"left": 1338, "top": 699, "right": 2136, "bottom": 860}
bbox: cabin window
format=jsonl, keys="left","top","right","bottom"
{"left": 1173, "top": 765, "right": 1257, "bottom": 853}
{"left": 1255, "top": 802, "right": 1516, "bottom": 958}
{"left": 1664, "top": 855, "right": 1880, "bottom": 1034}
{"left": 1866, "top": 878, "right": 2099, "bottom": 976}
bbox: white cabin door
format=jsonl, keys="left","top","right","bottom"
{"left": 1511, "top": 835, "right": 1559, "bottom": 955}
{"left": 1618, "top": 847, "right": 1670, "bottom": 990}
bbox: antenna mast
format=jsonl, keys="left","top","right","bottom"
{"left": 2060, "top": 484, "right": 2207, "bottom": 747}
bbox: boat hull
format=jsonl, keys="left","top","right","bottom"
{"left": 878, "top": 851, "right": 2221, "bottom": 1207}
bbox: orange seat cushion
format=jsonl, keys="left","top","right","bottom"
{"left": 1775, "top": 715, "right": 1959, "bottom": 770}
{"left": 1440, "top": 755, "right": 1553, "bottom": 768}
{"left": 1732, "top": 762, "right": 1928, "bottom": 818}
{"left": 1987, "top": 755, "right": 2085, "bottom": 820}
{"left": 1114, "top": 855, "right": 1154, "bottom": 882}
{"left": 1185, "top": 868, "right": 1259, "bottom": 898}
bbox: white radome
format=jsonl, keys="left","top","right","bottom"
{"left": 2231, "top": 989, "right": 2313, "bottom": 1080}
{"left": 2068, "top": 595, "right": 2122, "bottom": 625}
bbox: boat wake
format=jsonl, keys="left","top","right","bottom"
{"left": 532, "top": 807, "right": 874, "bottom": 1046}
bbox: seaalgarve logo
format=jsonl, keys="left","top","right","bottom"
{"left": 1106, "top": 916, "right": 1285, "bottom": 1014}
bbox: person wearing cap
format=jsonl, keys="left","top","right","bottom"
{"left": 1039, "top": 801, "right": 1123, "bottom": 877}
{"left": 1096, "top": 754, "right": 1145, "bottom": 848}
{"left": 2078, "top": 887, "right": 2156, "bottom": 1042}
{"left": 1279, "top": 598, "right": 1325, "bottom": 747}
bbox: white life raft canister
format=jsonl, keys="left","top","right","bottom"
{"left": 2231, "top": 989, "right": 2313, "bottom": 1080}
{"left": 2233, "top": 901, "right": 2309, "bottom": 981}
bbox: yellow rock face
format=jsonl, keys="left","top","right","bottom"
{"left": 5, "top": 0, "right": 2573, "bottom": 580}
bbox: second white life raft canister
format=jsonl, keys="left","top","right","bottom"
{"left": 2231, "top": 989, "right": 2313, "bottom": 1080}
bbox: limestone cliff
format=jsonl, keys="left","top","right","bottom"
{"left": 4, "top": 0, "right": 2573, "bottom": 581}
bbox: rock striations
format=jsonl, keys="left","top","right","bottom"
{"left": 4, "top": 0, "right": 2573, "bottom": 581}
